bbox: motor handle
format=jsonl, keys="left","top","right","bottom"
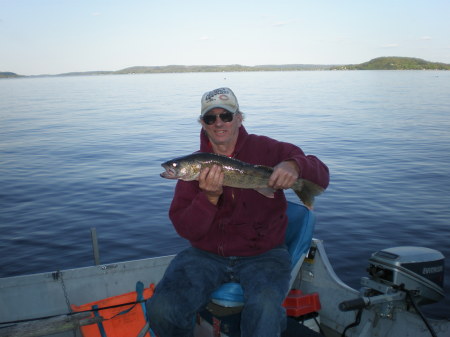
{"left": 339, "top": 298, "right": 368, "bottom": 311}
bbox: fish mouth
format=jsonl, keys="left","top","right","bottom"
{"left": 160, "top": 165, "right": 178, "bottom": 179}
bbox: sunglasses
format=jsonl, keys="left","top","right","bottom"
{"left": 202, "top": 111, "right": 235, "bottom": 125}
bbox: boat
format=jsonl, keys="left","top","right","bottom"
{"left": 0, "top": 202, "right": 448, "bottom": 337}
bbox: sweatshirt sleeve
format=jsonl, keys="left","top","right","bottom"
{"left": 243, "top": 135, "right": 330, "bottom": 190}
{"left": 270, "top": 138, "right": 329, "bottom": 190}
{"left": 291, "top": 152, "right": 330, "bottom": 190}
{"left": 168, "top": 180, "right": 218, "bottom": 241}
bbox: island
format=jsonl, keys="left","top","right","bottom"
{"left": 2, "top": 57, "right": 449, "bottom": 78}
{"left": 331, "top": 57, "right": 450, "bottom": 70}
{"left": 0, "top": 72, "right": 21, "bottom": 78}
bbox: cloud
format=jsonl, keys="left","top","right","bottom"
{"left": 199, "top": 36, "right": 210, "bottom": 41}
{"left": 420, "top": 36, "right": 432, "bottom": 41}
{"left": 380, "top": 43, "right": 399, "bottom": 48}
{"left": 271, "top": 21, "right": 288, "bottom": 27}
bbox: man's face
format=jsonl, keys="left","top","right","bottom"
{"left": 201, "top": 108, "right": 242, "bottom": 149}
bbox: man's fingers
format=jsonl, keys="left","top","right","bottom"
{"left": 269, "top": 161, "right": 299, "bottom": 189}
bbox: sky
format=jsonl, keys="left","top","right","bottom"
{"left": 1, "top": 0, "right": 450, "bottom": 76}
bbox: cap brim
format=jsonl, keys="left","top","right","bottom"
{"left": 201, "top": 105, "right": 238, "bottom": 116}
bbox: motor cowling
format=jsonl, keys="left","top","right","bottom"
{"left": 367, "top": 246, "right": 445, "bottom": 305}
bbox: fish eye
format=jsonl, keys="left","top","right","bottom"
{"left": 171, "top": 162, "right": 178, "bottom": 167}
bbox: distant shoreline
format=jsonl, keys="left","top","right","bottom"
{"left": 2, "top": 56, "right": 450, "bottom": 79}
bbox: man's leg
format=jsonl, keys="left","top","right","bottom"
{"left": 238, "top": 246, "right": 291, "bottom": 337}
{"left": 146, "top": 248, "right": 226, "bottom": 337}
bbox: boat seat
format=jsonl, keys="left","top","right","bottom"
{"left": 210, "top": 201, "right": 316, "bottom": 307}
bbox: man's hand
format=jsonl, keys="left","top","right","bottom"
{"left": 199, "top": 165, "right": 224, "bottom": 205}
{"left": 268, "top": 160, "right": 300, "bottom": 190}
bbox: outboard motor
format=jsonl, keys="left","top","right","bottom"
{"left": 340, "top": 246, "right": 445, "bottom": 312}
{"left": 339, "top": 247, "right": 445, "bottom": 336}
{"left": 365, "top": 246, "right": 444, "bottom": 305}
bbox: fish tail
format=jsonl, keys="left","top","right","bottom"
{"left": 293, "top": 180, "right": 324, "bottom": 210}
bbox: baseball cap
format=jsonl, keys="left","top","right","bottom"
{"left": 201, "top": 87, "right": 239, "bottom": 116}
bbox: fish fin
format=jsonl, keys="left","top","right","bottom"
{"left": 254, "top": 187, "right": 276, "bottom": 198}
{"left": 293, "top": 180, "right": 324, "bottom": 209}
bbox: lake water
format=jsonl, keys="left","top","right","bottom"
{"left": 1, "top": 71, "right": 449, "bottom": 318}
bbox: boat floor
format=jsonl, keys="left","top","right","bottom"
{"left": 284, "top": 318, "right": 324, "bottom": 337}
{"left": 196, "top": 305, "right": 324, "bottom": 337}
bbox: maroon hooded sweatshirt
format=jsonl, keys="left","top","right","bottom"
{"left": 168, "top": 126, "right": 329, "bottom": 257}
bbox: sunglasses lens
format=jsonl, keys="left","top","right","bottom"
{"left": 202, "top": 112, "right": 235, "bottom": 125}
{"left": 220, "top": 112, "right": 234, "bottom": 122}
{"left": 203, "top": 115, "right": 216, "bottom": 125}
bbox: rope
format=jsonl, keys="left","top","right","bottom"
{"left": 0, "top": 299, "right": 147, "bottom": 326}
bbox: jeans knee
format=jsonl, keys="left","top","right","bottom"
{"left": 241, "top": 290, "right": 286, "bottom": 337}
{"left": 249, "top": 288, "right": 288, "bottom": 324}
{"left": 146, "top": 294, "right": 176, "bottom": 325}
{"left": 256, "top": 287, "right": 282, "bottom": 302}
{"left": 146, "top": 294, "right": 196, "bottom": 336}
{"left": 146, "top": 297, "right": 163, "bottom": 325}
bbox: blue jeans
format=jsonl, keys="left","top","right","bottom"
{"left": 146, "top": 246, "right": 291, "bottom": 337}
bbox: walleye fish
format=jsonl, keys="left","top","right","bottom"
{"left": 160, "top": 152, "right": 324, "bottom": 209}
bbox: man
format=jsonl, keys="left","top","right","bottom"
{"left": 147, "top": 87, "right": 329, "bottom": 336}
